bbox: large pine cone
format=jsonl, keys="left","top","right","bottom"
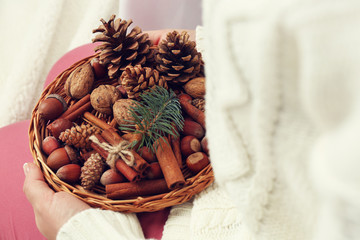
{"left": 155, "top": 31, "right": 201, "bottom": 85}
{"left": 59, "top": 123, "right": 100, "bottom": 150}
{"left": 80, "top": 153, "right": 105, "bottom": 190}
{"left": 92, "top": 15, "right": 153, "bottom": 79}
{"left": 119, "top": 65, "right": 168, "bottom": 100}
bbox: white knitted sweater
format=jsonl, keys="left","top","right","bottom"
{"left": 59, "top": 0, "right": 360, "bottom": 239}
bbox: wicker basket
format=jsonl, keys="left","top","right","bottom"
{"left": 29, "top": 54, "right": 214, "bottom": 213}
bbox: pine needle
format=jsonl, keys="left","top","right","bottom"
{"left": 119, "top": 86, "right": 184, "bottom": 153}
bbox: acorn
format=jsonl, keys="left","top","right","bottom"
{"left": 46, "top": 146, "right": 78, "bottom": 171}
{"left": 100, "top": 169, "right": 125, "bottom": 186}
{"left": 46, "top": 118, "right": 73, "bottom": 139}
{"left": 201, "top": 137, "right": 209, "bottom": 155}
{"left": 42, "top": 136, "right": 61, "bottom": 155}
{"left": 38, "top": 94, "right": 67, "bottom": 121}
{"left": 180, "top": 135, "right": 201, "bottom": 157}
{"left": 182, "top": 119, "right": 205, "bottom": 139}
{"left": 56, "top": 164, "right": 81, "bottom": 184}
{"left": 139, "top": 146, "right": 157, "bottom": 163}
{"left": 90, "top": 57, "right": 107, "bottom": 79}
{"left": 146, "top": 162, "right": 163, "bottom": 180}
{"left": 186, "top": 152, "right": 210, "bottom": 174}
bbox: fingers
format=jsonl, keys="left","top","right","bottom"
{"left": 23, "top": 162, "right": 54, "bottom": 208}
{"left": 145, "top": 30, "right": 168, "bottom": 45}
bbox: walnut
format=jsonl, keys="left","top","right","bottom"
{"left": 113, "top": 99, "right": 138, "bottom": 126}
{"left": 64, "top": 63, "right": 94, "bottom": 99}
{"left": 90, "top": 85, "right": 121, "bottom": 114}
{"left": 183, "top": 77, "right": 205, "bottom": 99}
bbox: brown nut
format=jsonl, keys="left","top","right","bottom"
{"left": 113, "top": 99, "right": 137, "bottom": 126}
{"left": 64, "top": 145, "right": 79, "bottom": 164}
{"left": 46, "top": 118, "right": 73, "bottom": 139}
{"left": 56, "top": 164, "right": 81, "bottom": 184}
{"left": 186, "top": 152, "right": 210, "bottom": 174}
{"left": 47, "top": 147, "right": 71, "bottom": 171}
{"left": 182, "top": 119, "right": 205, "bottom": 139}
{"left": 42, "top": 136, "right": 61, "bottom": 155}
{"left": 139, "top": 146, "right": 157, "bottom": 163}
{"left": 64, "top": 63, "right": 94, "bottom": 99}
{"left": 183, "top": 77, "right": 205, "bottom": 99}
{"left": 90, "top": 85, "right": 121, "bottom": 114}
{"left": 38, "top": 94, "right": 67, "bottom": 121}
{"left": 201, "top": 137, "right": 209, "bottom": 155}
{"left": 90, "top": 57, "right": 107, "bottom": 79}
{"left": 146, "top": 162, "right": 163, "bottom": 180}
{"left": 180, "top": 135, "right": 201, "bottom": 157}
{"left": 100, "top": 169, "right": 125, "bottom": 186}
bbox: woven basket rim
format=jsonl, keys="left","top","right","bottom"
{"left": 28, "top": 54, "right": 214, "bottom": 213}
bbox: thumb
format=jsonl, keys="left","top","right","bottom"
{"left": 23, "top": 162, "right": 54, "bottom": 208}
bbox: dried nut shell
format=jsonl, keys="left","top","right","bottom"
{"left": 47, "top": 148, "right": 71, "bottom": 171}
{"left": 113, "top": 99, "right": 137, "bottom": 126}
{"left": 42, "top": 136, "right": 61, "bottom": 155}
{"left": 38, "top": 94, "right": 67, "bottom": 121}
{"left": 183, "top": 77, "right": 205, "bottom": 99}
{"left": 100, "top": 169, "right": 125, "bottom": 185}
{"left": 90, "top": 85, "right": 121, "bottom": 114}
{"left": 56, "top": 164, "right": 81, "bottom": 184}
{"left": 64, "top": 63, "right": 94, "bottom": 99}
{"left": 186, "top": 152, "right": 209, "bottom": 174}
{"left": 46, "top": 118, "right": 73, "bottom": 139}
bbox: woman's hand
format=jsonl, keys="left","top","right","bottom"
{"left": 23, "top": 162, "right": 90, "bottom": 240}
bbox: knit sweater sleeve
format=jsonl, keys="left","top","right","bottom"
{"left": 56, "top": 208, "right": 145, "bottom": 240}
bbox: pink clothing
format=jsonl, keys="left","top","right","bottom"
{"left": 0, "top": 44, "right": 168, "bottom": 240}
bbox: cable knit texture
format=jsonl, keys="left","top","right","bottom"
{"left": 57, "top": 209, "right": 145, "bottom": 240}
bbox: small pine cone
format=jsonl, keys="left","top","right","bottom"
{"left": 155, "top": 31, "right": 201, "bottom": 85}
{"left": 119, "top": 65, "right": 168, "bottom": 100}
{"left": 192, "top": 98, "right": 205, "bottom": 112}
{"left": 80, "top": 153, "right": 105, "bottom": 190}
{"left": 59, "top": 123, "right": 101, "bottom": 150}
{"left": 92, "top": 15, "right": 153, "bottom": 79}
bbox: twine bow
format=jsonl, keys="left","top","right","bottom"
{"left": 89, "top": 135, "right": 135, "bottom": 169}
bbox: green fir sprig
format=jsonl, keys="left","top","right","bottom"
{"left": 119, "top": 86, "right": 184, "bottom": 153}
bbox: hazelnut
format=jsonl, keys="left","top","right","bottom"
{"left": 180, "top": 135, "right": 201, "bottom": 157}
{"left": 90, "top": 57, "right": 107, "bottom": 79}
{"left": 64, "top": 63, "right": 94, "bottom": 99}
{"left": 90, "top": 85, "right": 121, "bottom": 114}
{"left": 146, "top": 162, "right": 163, "bottom": 180}
{"left": 139, "top": 146, "right": 157, "bottom": 163}
{"left": 38, "top": 94, "right": 67, "bottom": 121}
{"left": 182, "top": 119, "right": 205, "bottom": 139}
{"left": 47, "top": 148, "right": 71, "bottom": 171}
{"left": 201, "top": 137, "right": 209, "bottom": 155}
{"left": 42, "top": 136, "right": 61, "bottom": 155}
{"left": 100, "top": 169, "right": 125, "bottom": 185}
{"left": 113, "top": 99, "right": 138, "bottom": 126}
{"left": 46, "top": 118, "right": 73, "bottom": 138}
{"left": 186, "top": 152, "right": 210, "bottom": 174}
{"left": 183, "top": 77, "right": 205, "bottom": 99}
{"left": 56, "top": 164, "right": 81, "bottom": 184}
{"left": 64, "top": 145, "right": 79, "bottom": 164}
{"left": 117, "top": 85, "right": 128, "bottom": 98}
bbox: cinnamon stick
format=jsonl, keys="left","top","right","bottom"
{"left": 106, "top": 179, "right": 169, "bottom": 199}
{"left": 84, "top": 112, "right": 113, "bottom": 130}
{"left": 59, "top": 94, "right": 90, "bottom": 119}
{"left": 154, "top": 137, "right": 185, "bottom": 189}
{"left": 170, "top": 135, "right": 182, "bottom": 167}
{"left": 179, "top": 94, "right": 206, "bottom": 129}
{"left": 65, "top": 102, "right": 92, "bottom": 122}
{"left": 101, "top": 129, "right": 150, "bottom": 175}
{"left": 91, "top": 134, "right": 140, "bottom": 182}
